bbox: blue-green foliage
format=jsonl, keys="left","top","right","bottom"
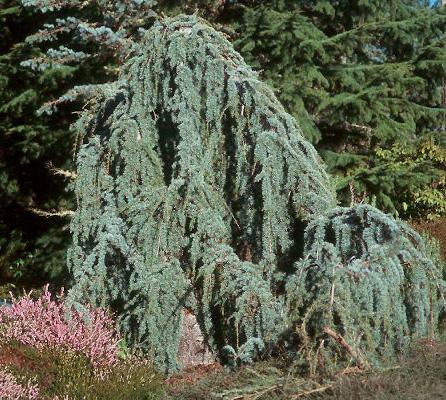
{"left": 67, "top": 15, "right": 445, "bottom": 373}
{"left": 287, "top": 204, "right": 446, "bottom": 372}
{"left": 19, "top": 0, "right": 157, "bottom": 114}
{"left": 67, "top": 15, "right": 335, "bottom": 372}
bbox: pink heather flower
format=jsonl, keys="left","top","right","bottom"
{"left": 0, "top": 285, "right": 119, "bottom": 370}
{"left": 0, "top": 369, "right": 39, "bottom": 400}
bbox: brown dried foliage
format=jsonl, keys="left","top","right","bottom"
{"left": 411, "top": 217, "right": 446, "bottom": 260}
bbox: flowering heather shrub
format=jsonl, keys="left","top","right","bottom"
{"left": 0, "top": 369, "right": 39, "bottom": 400}
{"left": 0, "top": 285, "right": 118, "bottom": 370}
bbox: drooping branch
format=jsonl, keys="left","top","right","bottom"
{"left": 67, "top": 15, "right": 336, "bottom": 372}
{"left": 67, "top": 15, "right": 446, "bottom": 374}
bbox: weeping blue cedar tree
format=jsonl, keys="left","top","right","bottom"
{"left": 66, "top": 15, "right": 446, "bottom": 373}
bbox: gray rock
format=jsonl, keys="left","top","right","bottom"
{"left": 177, "top": 310, "right": 215, "bottom": 369}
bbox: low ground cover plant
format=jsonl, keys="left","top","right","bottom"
{"left": 0, "top": 369, "right": 39, "bottom": 400}
{"left": 0, "top": 285, "right": 118, "bottom": 370}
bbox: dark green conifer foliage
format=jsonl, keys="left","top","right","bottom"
{"left": 19, "top": 0, "right": 157, "bottom": 115}
{"left": 67, "top": 14, "right": 335, "bottom": 372}
{"left": 68, "top": 15, "right": 445, "bottom": 373}
{"left": 0, "top": 0, "right": 74, "bottom": 286}
{"left": 3, "top": 0, "right": 161, "bottom": 287}
{"left": 235, "top": 0, "right": 446, "bottom": 218}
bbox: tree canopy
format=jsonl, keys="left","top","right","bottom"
{"left": 235, "top": 0, "right": 446, "bottom": 217}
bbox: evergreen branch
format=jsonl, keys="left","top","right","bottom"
{"left": 0, "top": 6, "right": 21, "bottom": 16}
{"left": 26, "top": 26, "right": 68, "bottom": 43}
{"left": 321, "top": 8, "right": 446, "bottom": 45}
{"left": 327, "top": 61, "right": 410, "bottom": 72}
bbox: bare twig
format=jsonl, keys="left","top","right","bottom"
{"left": 290, "top": 384, "right": 333, "bottom": 399}
{"left": 329, "top": 264, "right": 337, "bottom": 310}
{"left": 319, "top": 120, "right": 373, "bottom": 136}
{"left": 27, "top": 207, "right": 74, "bottom": 218}
{"left": 349, "top": 181, "right": 367, "bottom": 206}
{"left": 47, "top": 162, "right": 77, "bottom": 180}
{"left": 323, "top": 326, "right": 368, "bottom": 369}
{"left": 246, "top": 385, "right": 282, "bottom": 400}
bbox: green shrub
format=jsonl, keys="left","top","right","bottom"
{"left": 67, "top": 14, "right": 335, "bottom": 372}
{"left": 286, "top": 205, "right": 446, "bottom": 373}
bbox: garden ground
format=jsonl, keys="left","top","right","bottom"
{"left": 166, "top": 339, "right": 446, "bottom": 399}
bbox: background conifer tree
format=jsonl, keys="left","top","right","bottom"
{"left": 235, "top": 0, "right": 446, "bottom": 218}
{"left": 18, "top": 0, "right": 158, "bottom": 115}
{"left": 0, "top": 0, "right": 74, "bottom": 287}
